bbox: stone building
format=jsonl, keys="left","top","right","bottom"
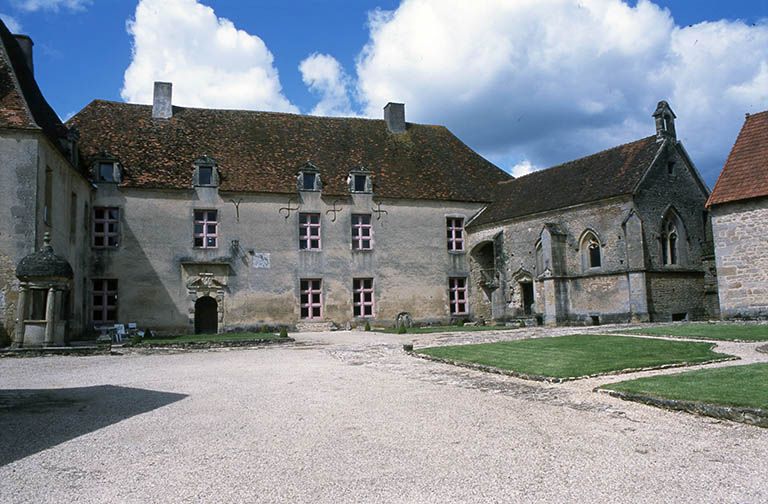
{"left": 707, "top": 110, "right": 768, "bottom": 319}
{"left": 467, "top": 101, "right": 717, "bottom": 325}
{"left": 0, "top": 21, "right": 719, "bottom": 341}
{"left": 0, "top": 23, "right": 91, "bottom": 345}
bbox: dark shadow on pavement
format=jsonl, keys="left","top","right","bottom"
{"left": 0, "top": 385, "right": 187, "bottom": 466}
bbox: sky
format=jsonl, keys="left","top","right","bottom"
{"left": 1, "top": 0, "right": 767, "bottom": 187}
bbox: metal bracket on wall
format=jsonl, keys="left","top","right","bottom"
{"left": 279, "top": 198, "right": 300, "bottom": 220}
{"left": 371, "top": 201, "right": 388, "bottom": 227}
{"left": 325, "top": 199, "right": 343, "bottom": 223}
{"left": 230, "top": 198, "right": 243, "bottom": 222}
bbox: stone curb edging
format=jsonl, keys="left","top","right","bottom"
{"left": 0, "top": 346, "right": 112, "bottom": 358}
{"left": 409, "top": 351, "right": 738, "bottom": 384}
{"left": 597, "top": 388, "right": 768, "bottom": 428}
{"left": 602, "top": 331, "right": 767, "bottom": 344}
{"left": 125, "top": 337, "right": 295, "bottom": 351}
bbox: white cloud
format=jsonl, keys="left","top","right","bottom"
{"left": 0, "top": 13, "right": 22, "bottom": 32}
{"left": 299, "top": 53, "right": 355, "bottom": 117}
{"left": 12, "top": 0, "right": 91, "bottom": 12}
{"left": 353, "top": 0, "right": 768, "bottom": 184}
{"left": 510, "top": 159, "right": 537, "bottom": 178}
{"left": 121, "top": 0, "right": 297, "bottom": 113}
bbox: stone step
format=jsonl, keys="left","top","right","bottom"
{"left": 295, "top": 321, "right": 337, "bottom": 332}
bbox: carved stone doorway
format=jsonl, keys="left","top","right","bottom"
{"left": 194, "top": 296, "right": 218, "bottom": 334}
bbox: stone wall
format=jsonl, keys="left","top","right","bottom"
{"left": 467, "top": 141, "right": 713, "bottom": 325}
{"left": 91, "top": 184, "right": 484, "bottom": 333}
{"left": 711, "top": 197, "right": 768, "bottom": 319}
{"left": 0, "top": 131, "right": 90, "bottom": 344}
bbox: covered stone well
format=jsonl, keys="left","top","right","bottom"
{"left": 14, "top": 233, "right": 74, "bottom": 347}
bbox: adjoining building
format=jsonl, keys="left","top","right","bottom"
{"left": 707, "top": 110, "right": 768, "bottom": 319}
{"left": 0, "top": 22, "right": 719, "bottom": 343}
{"left": 467, "top": 101, "right": 718, "bottom": 325}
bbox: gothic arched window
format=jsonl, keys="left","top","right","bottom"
{"left": 661, "top": 210, "right": 685, "bottom": 266}
{"left": 581, "top": 231, "right": 602, "bottom": 270}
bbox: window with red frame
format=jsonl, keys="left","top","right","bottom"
{"left": 351, "top": 214, "right": 373, "bottom": 250}
{"left": 194, "top": 209, "right": 218, "bottom": 248}
{"left": 93, "top": 207, "right": 120, "bottom": 248}
{"left": 353, "top": 278, "right": 374, "bottom": 317}
{"left": 446, "top": 217, "right": 465, "bottom": 252}
{"left": 299, "top": 213, "right": 321, "bottom": 250}
{"left": 300, "top": 279, "right": 322, "bottom": 319}
{"left": 92, "top": 279, "right": 118, "bottom": 324}
{"left": 449, "top": 277, "right": 468, "bottom": 315}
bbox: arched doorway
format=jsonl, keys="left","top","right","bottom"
{"left": 194, "top": 296, "right": 218, "bottom": 334}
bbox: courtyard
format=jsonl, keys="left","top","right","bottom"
{"left": 2, "top": 324, "right": 768, "bottom": 503}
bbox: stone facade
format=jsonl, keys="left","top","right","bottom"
{"left": 91, "top": 184, "right": 482, "bottom": 333}
{"left": 711, "top": 197, "right": 768, "bottom": 318}
{"left": 468, "top": 141, "right": 715, "bottom": 325}
{"left": 0, "top": 130, "right": 91, "bottom": 344}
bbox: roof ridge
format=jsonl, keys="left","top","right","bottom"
{"left": 511, "top": 135, "right": 656, "bottom": 182}
{"left": 81, "top": 98, "right": 452, "bottom": 128}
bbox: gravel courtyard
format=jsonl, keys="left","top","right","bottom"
{"left": 2, "top": 326, "right": 767, "bottom": 503}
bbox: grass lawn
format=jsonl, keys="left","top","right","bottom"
{"left": 379, "top": 324, "right": 518, "bottom": 334}
{"left": 619, "top": 323, "right": 768, "bottom": 342}
{"left": 135, "top": 332, "right": 287, "bottom": 345}
{"left": 601, "top": 363, "right": 768, "bottom": 410}
{"left": 416, "top": 334, "right": 734, "bottom": 380}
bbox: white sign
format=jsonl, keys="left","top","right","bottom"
{"left": 252, "top": 253, "right": 271, "bottom": 269}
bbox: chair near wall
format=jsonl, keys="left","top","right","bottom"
{"left": 13, "top": 232, "right": 74, "bottom": 348}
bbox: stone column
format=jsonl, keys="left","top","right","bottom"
{"left": 627, "top": 272, "right": 650, "bottom": 322}
{"left": 44, "top": 287, "right": 56, "bottom": 346}
{"left": 13, "top": 285, "right": 28, "bottom": 348}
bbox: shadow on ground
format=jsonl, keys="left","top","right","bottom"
{"left": 0, "top": 385, "right": 187, "bottom": 466}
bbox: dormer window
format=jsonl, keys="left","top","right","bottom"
{"left": 198, "top": 166, "right": 213, "bottom": 185}
{"left": 193, "top": 156, "right": 218, "bottom": 187}
{"left": 297, "top": 162, "right": 322, "bottom": 192}
{"left": 348, "top": 167, "right": 373, "bottom": 193}
{"left": 95, "top": 161, "right": 121, "bottom": 183}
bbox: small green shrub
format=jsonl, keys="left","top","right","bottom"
{"left": 397, "top": 324, "right": 407, "bottom": 334}
{"left": 130, "top": 334, "right": 143, "bottom": 345}
{"left": 279, "top": 327, "right": 288, "bottom": 338}
{"left": 364, "top": 321, "right": 371, "bottom": 332}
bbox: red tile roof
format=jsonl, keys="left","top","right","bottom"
{"left": 707, "top": 110, "right": 768, "bottom": 207}
{"left": 470, "top": 136, "right": 662, "bottom": 227}
{"left": 68, "top": 100, "right": 510, "bottom": 202}
{"left": 0, "top": 20, "right": 68, "bottom": 149}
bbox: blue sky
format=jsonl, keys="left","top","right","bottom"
{"left": 2, "top": 0, "right": 767, "bottom": 186}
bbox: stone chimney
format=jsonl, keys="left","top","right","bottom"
{"left": 152, "top": 81, "right": 173, "bottom": 119}
{"left": 384, "top": 102, "right": 405, "bottom": 133}
{"left": 13, "top": 34, "right": 33, "bottom": 75}
{"left": 653, "top": 100, "right": 676, "bottom": 142}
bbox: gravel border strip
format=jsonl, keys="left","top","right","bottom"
{"left": 125, "top": 337, "right": 295, "bottom": 350}
{"left": 410, "top": 351, "right": 738, "bottom": 383}
{"left": 0, "top": 346, "right": 112, "bottom": 358}
{"left": 597, "top": 388, "right": 768, "bottom": 428}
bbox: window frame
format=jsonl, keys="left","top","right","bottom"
{"left": 300, "top": 279, "right": 323, "bottom": 319}
{"left": 580, "top": 231, "right": 602, "bottom": 271}
{"left": 92, "top": 207, "right": 120, "bottom": 249}
{"left": 197, "top": 165, "right": 214, "bottom": 186}
{"left": 95, "top": 161, "right": 120, "bottom": 184}
{"left": 299, "top": 212, "right": 322, "bottom": 250}
{"left": 449, "top": 277, "right": 468, "bottom": 315}
{"left": 351, "top": 213, "right": 373, "bottom": 251}
{"left": 92, "top": 278, "right": 118, "bottom": 325}
{"left": 353, "top": 278, "right": 374, "bottom": 318}
{"left": 194, "top": 209, "right": 219, "bottom": 249}
{"left": 446, "top": 217, "right": 465, "bottom": 252}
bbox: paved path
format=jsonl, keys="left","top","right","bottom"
{"left": 1, "top": 326, "right": 767, "bottom": 503}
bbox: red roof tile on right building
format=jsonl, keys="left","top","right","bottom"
{"left": 707, "top": 110, "right": 768, "bottom": 207}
